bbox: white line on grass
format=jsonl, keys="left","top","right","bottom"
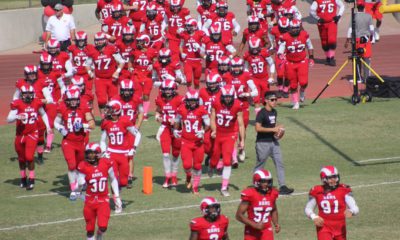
{"left": 356, "top": 156, "right": 400, "bottom": 163}
{"left": 2, "top": 180, "right": 400, "bottom": 232}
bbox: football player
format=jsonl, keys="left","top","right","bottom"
{"left": 7, "top": 83, "right": 51, "bottom": 190}
{"left": 153, "top": 48, "right": 186, "bottom": 87}
{"left": 196, "top": 0, "right": 216, "bottom": 29}
{"left": 96, "top": 0, "right": 122, "bottom": 22}
{"left": 84, "top": 32, "right": 125, "bottom": 116}
{"left": 115, "top": 26, "right": 136, "bottom": 81}
{"left": 54, "top": 87, "right": 95, "bottom": 200}
{"left": 310, "top": 0, "right": 345, "bottom": 66}
{"left": 278, "top": 19, "right": 314, "bottom": 110}
{"left": 174, "top": 90, "right": 210, "bottom": 194}
{"left": 238, "top": 16, "right": 269, "bottom": 56}
{"left": 102, "top": 3, "right": 133, "bottom": 42}
{"left": 127, "top": 0, "right": 148, "bottom": 33}
{"left": 365, "top": 0, "right": 382, "bottom": 41}
{"left": 189, "top": 197, "right": 230, "bottom": 240}
{"left": 100, "top": 100, "right": 141, "bottom": 189}
{"left": 236, "top": 169, "right": 281, "bottom": 240}
{"left": 209, "top": 85, "right": 245, "bottom": 197}
{"left": 139, "top": 2, "right": 167, "bottom": 52}
{"left": 305, "top": 166, "right": 359, "bottom": 240}
{"left": 155, "top": 80, "right": 183, "bottom": 188}
{"left": 46, "top": 39, "right": 74, "bottom": 77}
{"left": 77, "top": 142, "right": 122, "bottom": 240}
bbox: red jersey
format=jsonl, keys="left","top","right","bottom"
{"left": 15, "top": 78, "right": 44, "bottom": 100}
{"left": 51, "top": 52, "right": 69, "bottom": 72}
{"left": 280, "top": 31, "right": 310, "bottom": 62}
{"left": 209, "top": 12, "right": 236, "bottom": 44}
{"left": 190, "top": 215, "right": 229, "bottom": 240}
{"left": 199, "top": 87, "right": 220, "bottom": 114}
{"left": 155, "top": 2, "right": 167, "bottom": 18}
{"left": 143, "top": 15, "right": 164, "bottom": 41}
{"left": 203, "top": 37, "right": 230, "bottom": 69}
{"left": 10, "top": 99, "right": 43, "bottom": 135}
{"left": 86, "top": 45, "right": 119, "bottom": 78}
{"left": 240, "top": 187, "right": 279, "bottom": 228}
{"left": 37, "top": 69, "right": 62, "bottom": 101}
{"left": 196, "top": 4, "right": 216, "bottom": 26}
{"left": 77, "top": 158, "right": 113, "bottom": 201}
{"left": 131, "top": 48, "right": 157, "bottom": 76}
{"left": 81, "top": 92, "right": 94, "bottom": 110}
{"left": 57, "top": 102, "right": 91, "bottom": 142}
{"left": 68, "top": 44, "right": 95, "bottom": 75}
{"left": 243, "top": 49, "right": 272, "bottom": 79}
{"left": 272, "top": 0, "right": 295, "bottom": 19}
{"left": 165, "top": 8, "right": 190, "bottom": 40}
{"left": 111, "top": 95, "right": 143, "bottom": 124}
{"left": 101, "top": 116, "right": 134, "bottom": 152}
{"left": 153, "top": 60, "right": 180, "bottom": 80}
{"left": 247, "top": 0, "right": 270, "bottom": 17}
{"left": 243, "top": 28, "right": 268, "bottom": 46}
{"left": 96, "top": 0, "right": 120, "bottom": 21}
{"left": 315, "top": 0, "right": 338, "bottom": 22}
{"left": 179, "top": 30, "right": 205, "bottom": 59}
{"left": 212, "top": 97, "right": 242, "bottom": 134}
{"left": 177, "top": 105, "right": 208, "bottom": 141}
{"left": 155, "top": 95, "right": 183, "bottom": 127}
{"left": 115, "top": 39, "right": 135, "bottom": 70}
{"left": 128, "top": 0, "right": 147, "bottom": 21}
{"left": 309, "top": 184, "right": 352, "bottom": 221}
{"left": 224, "top": 71, "right": 253, "bottom": 108}
{"left": 270, "top": 26, "right": 284, "bottom": 50}
{"left": 103, "top": 16, "right": 132, "bottom": 39}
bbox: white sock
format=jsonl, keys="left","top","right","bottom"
{"left": 68, "top": 170, "right": 76, "bottom": 185}
{"left": 163, "top": 154, "right": 171, "bottom": 175}
{"left": 222, "top": 166, "right": 232, "bottom": 180}
{"left": 171, "top": 156, "right": 179, "bottom": 174}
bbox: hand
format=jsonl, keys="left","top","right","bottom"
{"left": 155, "top": 114, "right": 163, "bottom": 123}
{"left": 239, "top": 92, "right": 250, "bottom": 98}
{"left": 195, "top": 130, "right": 205, "bottom": 139}
{"left": 128, "top": 67, "right": 134, "bottom": 73}
{"left": 177, "top": 27, "right": 184, "bottom": 34}
{"left": 257, "top": 13, "right": 265, "bottom": 20}
{"left": 232, "top": 31, "right": 237, "bottom": 37}
{"left": 180, "top": 52, "right": 187, "bottom": 60}
{"left": 205, "top": 54, "right": 212, "bottom": 62}
{"left": 73, "top": 122, "right": 83, "bottom": 132}
{"left": 211, "top": 130, "right": 216, "bottom": 139}
{"left": 318, "top": 18, "right": 325, "bottom": 24}
{"left": 112, "top": 71, "right": 119, "bottom": 82}
{"left": 268, "top": 77, "right": 275, "bottom": 84}
{"left": 173, "top": 129, "right": 182, "bottom": 138}
{"left": 345, "top": 209, "right": 353, "bottom": 218}
{"left": 114, "top": 196, "right": 122, "bottom": 213}
{"left": 333, "top": 15, "right": 341, "bottom": 23}
{"left": 274, "top": 223, "right": 281, "bottom": 233}
{"left": 128, "top": 148, "right": 136, "bottom": 156}
{"left": 253, "top": 222, "right": 265, "bottom": 231}
{"left": 309, "top": 58, "right": 315, "bottom": 67}
{"left": 313, "top": 216, "right": 324, "bottom": 227}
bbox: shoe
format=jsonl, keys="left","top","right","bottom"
{"left": 374, "top": 31, "right": 380, "bottom": 42}
{"left": 238, "top": 150, "right": 245, "bottom": 162}
{"left": 208, "top": 167, "right": 214, "bottom": 178}
{"left": 329, "top": 58, "right": 336, "bottom": 66}
{"left": 26, "top": 178, "right": 35, "bottom": 191}
{"left": 171, "top": 177, "right": 178, "bottom": 187}
{"left": 127, "top": 177, "right": 133, "bottom": 189}
{"left": 69, "top": 191, "right": 78, "bottom": 201}
{"left": 292, "top": 102, "right": 300, "bottom": 110}
{"left": 162, "top": 178, "right": 170, "bottom": 188}
{"left": 115, "top": 205, "right": 123, "bottom": 214}
{"left": 44, "top": 146, "right": 51, "bottom": 153}
{"left": 282, "top": 91, "right": 289, "bottom": 98}
{"left": 20, "top": 177, "right": 27, "bottom": 188}
{"left": 232, "top": 162, "right": 238, "bottom": 169}
{"left": 279, "top": 185, "right": 294, "bottom": 195}
{"left": 220, "top": 189, "right": 230, "bottom": 197}
{"left": 143, "top": 114, "right": 149, "bottom": 122}
{"left": 300, "top": 91, "right": 305, "bottom": 103}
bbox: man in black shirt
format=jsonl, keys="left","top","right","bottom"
{"left": 254, "top": 91, "right": 294, "bottom": 195}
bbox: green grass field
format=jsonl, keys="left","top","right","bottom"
{"left": 1, "top": 97, "right": 400, "bottom": 239}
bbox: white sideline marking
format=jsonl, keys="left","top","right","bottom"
{"left": 356, "top": 156, "right": 400, "bottom": 163}
{"left": 3, "top": 180, "right": 400, "bottom": 232}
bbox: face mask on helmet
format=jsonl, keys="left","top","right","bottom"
{"left": 185, "top": 24, "right": 195, "bottom": 34}
{"left": 157, "top": 0, "right": 165, "bottom": 4}
{"left": 221, "top": 94, "right": 234, "bottom": 107}
{"left": 120, "top": 88, "right": 134, "bottom": 101}
{"left": 218, "top": 63, "right": 229, "bottom": 74}
{"left": 136, "top": 39, "right": 146, "bottom": 50}
{"left": 322, "top": 174, "right": 340, "bottom": 190}
{"left": 40, "top": 61, "right": 53, "bottom": 74}
{"left": 271, "top": 0, "right": 283, "bottom": 5}
{"left": 85, "top": 149, "right": 100, "bottom": 164}
{"left": 47, "top": 46, "right": 59, "bottom": 57}
{"left": 206, "top": 81, "right": 220, "bottom": 93}
{"left": 21, "top": 92, "right": 35, "bottom": 104}
{"left": 95, "top": 39, "right": 107, "bottom": 50}
{"left": 250, "top": 46, "right": 261, "bottom": 55}
{"left": 147, "top": 9, "right": 157, "bottom": 20}
{"left": 217, "top": 6, "right": 228, "bottom": 17}
{"left": 161, "top": 87, "right": 175, "bottom": 99}
{"left": 249, "top": 22, "right": 259, "bottom": 32}
{"left": 123, "top": 33, "right": 134, "bottom": 44}
{"left": 25, "top": 72, "right": 37, "bottom": 83}
{"left": 159, "top": 56, "right": 171, "bottom": 66}
{"left": 170, "top": 5, "right": 181, "bottom": 13}
{"left": 202, "top": 0, "right": 212, "bottom": 8}
{"left": 66, "top": 98, "right": 80, "bottom": 109}
{"left": 289, "top": 26, "right": 301, "bottom": 37}
{"left": 278, "top": 26, "right": 288, "bottom": 33}
{"left": 112, "top": 10, "right": 122, "bottom": 19}
{"left": 284, "top": 13, "right": 294, "bottom": 20}
{"left": 256, "top": 179, "right": 273, "bottom": 194}
{"left": 185, "top": 98, "right": 199, "bottom": 110}
{"left": 231, "top": 65, "right": 243, "bottom": 76}
{"left": 104, "top": 105, "right": 120, "bottom": 120}
{"left": 75, "top": 39, "right": 87, "bottom": 49}
{"left": 204, "top": 203, "right": 221, "bottom": 222}
{"left": 211, "top": 33, "right": 221, "bottom": 43}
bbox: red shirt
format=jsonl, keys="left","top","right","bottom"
{"left": 15, "top": 78, "right": 44, "bottom": 100}
{"left": 131, "top": 48, "right": 157, "bottom": 76}
{"left": 155, "top": 95, "right": 183, "bottom": 128}
{"left": 315, "top": 0, "right": 338, "bottom": 22}
{"left": 78, "top": 158, "right": 113, "bottom": 201}
{"left": 224, "top": 71, "right": 253, "bottom": 108}
{"left": 51, "top": 52, "right": 69, "bottom": 73}
{"left": 128, "top": 0, "right": 147, "bottom": 21}
{"left": 209, "top": 12, "right": 236, "bottom": 44}
{"left": 57, "top": 102, "right": 91, "bottom": 142}
{"left": 247, "top": 0, "right": 270, "bottom": 17}
{"left": 280, "top": 31, "right": 310, "bottom": 62}
{"left": 143, "top": 15, "right": 164, "bottom": 41}
{"left": 96, "top": 0, "right": 121, "bottom": 20}
{"left": 103, "top": 16, "right": 132, "bottom": 40}
{"left": 270, "top": 26, "right": 284, "bottom": 50}
{"left": 10, "top": 98, "right": 43, "bottom": 135}
{"left": 243, "top": 28, "right": 268, "bottom": 46}
{"left": 68, "top": 44, "right": 94, "bottom": 75}
{"left": 203, "top": 36, "right": 230, "bottom": 70}
{"left": 155, "top": 2, "right": 167, "bottom": 18}
{"left": 309, "top": 184, "right": 352, "bottom": 221}
{"left": 86, "top": 45, "right": 119, "bottom": 79}
{"left": 177, "top": 105, "right": 208, "bottom": 141}
{"left": 212, "top": 97, "right": 242, "bottom": 134}
{"left": 37, "top": 69, "right": 62, "bottom": 101}
{"left": 179, "top": 30, "right": 205, "bottom": 60}
{"left": 240, "top": 187, "right": 279, "bottom": 228}
{"left": 165, "top": 8, "right": 190, "bottom": 40}
{"left": 196, "top": 4, "right": 216, "bottom": 26}
{"left": 115, "top": 39, "right": 135, "bottom": 70}
{"left": 111, "top": 95, "right": 143, "bottom": 124}
{"left": 190, "top": 215, "right": 229, "bottom": 240}
{"left": 199, "top": 87, "right": 220, "bottom": 114}
{"left": 101, "top": 116, "right": 134, "bottom": 152}
{"left": 243, "top": 48, "right": 272, "bottom": 79}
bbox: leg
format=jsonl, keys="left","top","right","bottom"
{"left": 44, "top": 103, "right": 57, "bottom": 152}
{"left": 221, "top": 135, "right": 235, "bottom": 194}
{"left": 193, "top": 60, "right": 203, "bottom": 89}
{"left": 94, "top": 78, "right": 108, "bottom": 117}
{"left": 254, "top": 142, "right": 272, "bottom": 172}
{"left": 142, "top": 77, "right": 153, "bottom": 119}
{"left": 15, "top": 136, "right": 27, "bottom": 187}
{"left": 183, "top": 61, "right": 193, "bottom": 88}
{"left": 25, "top": 133, "right": 38, "bottom": 190}
{"left": 171, "top": 135, "right": 182, "bottom": 185}
{"left": 107, "top": 81, "right": 119, "bottom": 101}
{"left": 270, "top": 142, "right": 286, "bottom": 187}
{"left": 61, "top": 139, "right": 78, "bottom": 193}
{"left": 181, "top": 140, "right": 193, "bottom": 186}
{"left": 83, "top": 203, "right": 97, "bottom": 239}
{"left": 160, "top": 127, "right": 172, "bottom": 187}
{"left": 298, "top": 60, "right": 309, "bottom": 103}
{"left": 96, "top": 201, "right": 111, "bottom": 239}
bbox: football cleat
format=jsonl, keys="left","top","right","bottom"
{"left": 220, "top": 189, "right": 230, "bottom": 197}
{"left": 300, "top": 91, "right": 305, "bottom": 102}
{"left": 44, "top": 146, "right": 51, "bottom": 153}
{"left": 232, "top": 162, "right": 239, "bottom": 169}
{"left": 115, "top": 205, "right": 122, "bottom": 214}
{"left": 20, "top": 177, "right": 27, "bottom": 188}
{"left": 204, "top": 155, "right": 210, "bottom": 167}
{"left": 162, "top": 178, "right": 170, "bottom": 188}
{"left": 26, "top": 178, "right": 35, "bottom": 190}
{"left": 238, "top": 150, "right": 245, "bottom": 162}
{"left": 69, "top": 191, "right": 78, "bottom": 201}
{"left": 292, "top": 102, "right": 300, "bottom": 110}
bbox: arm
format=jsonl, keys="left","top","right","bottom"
{"left": 345, "top": 193, "right": 359, "bottom": 216}
{"left": 84, "top": 57, "right": 95, "bottom": 78}
{"left": 238, "top": 35, "right": 247, "bottom": 56}
{"left": 201, "top": 19, "right": 212, "bottom": 36}
{"left": 202, "top": 114, "right": 210, "bottom": 132}
{"left": 266, "top": 56, "right": 276, "bottom": 75}
{"left": 277, "top": 41, "right": 286, "bottom": 55}
{"left": 39, "top": 107, "right": 51, "bottom": 132}
{"left": 42, "top": 87, "right": 54, "bottom": 104}
{"left": 310, "top": 2, "right": 319, "bottom": 20}
{"left": 271, "top": 207, "right": 280, "bottom": 233}
{"left": 127, "top": 126, "right": 141, "bottom": 150}
{"left": 236, "top": 201, "right": 264, "bottom": 230}
{"left": 210, "top": 108, "right": 216, "bottom": 138}
{"left": 13, "top": 89, "right": 20, "bottom": 100}
{"left": 237, "top": 111, "right": 245, "bottom": 148}
{"left": 189, "top": 231, "right": 198, "bottom": 240}
{"left": 255, "top": 122, "right": 280, "bottom": 133}
{"left": 246, "top": 80, "right": 258, "bottom": 97}
{"left": 336, "top": 0, "right": 345, "bottom": 17}
{"left": 6, "top": 110, "right": 18, "bottom": 123}
{"left": 136, "top": 104, "right": 144, "bottom": 129}
{"left": 54, "top": 114, "right": 66, "bottom": 134}
{"left": 100, "top": 130, "right": 108, "bottom": 152}
{"left": 305, "top": 196, "right": 324, "bottom": 227}
{"left": 306, "top": 39, "right": 314, "bottom": 59}
{"left": 84, "top": 112, "right": 95, "bottom": 130}
{"left": 232, "top": 18, "right": 241, "bottom": 36}
{"left": 64, "top": 60, "right": 75, "bottom": 78}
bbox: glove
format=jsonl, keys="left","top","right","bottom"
{"left": 333, "top": 15, "right": 341, "bottom": 23}
{"left": 309, "top": 58, "right": 315, "bottom": 67}
{"left": 180, "top": 52, "right": 187, "bottom": 60}
{"left": 147, "top": 65, "right": 153, "bottom": 71}
{"left": 128, "top": 148, "right": 136, "bottom": 156}
{"left": 173, "top": 129, "right": 182, "bottom": 138}
{"left": 268, "top": 77, "right": 275, "bottom": 84}
{"left": 257, "top": 13, "right": 265, "bottom": 20}
{"left": 73, "top": 121, "right": 83, "bottom": 132}
{"left": 59, "top": 127, "right": 68, "bottom": 137}
{"left": 317, "top": 18, "right": 325, "bottom": 24}
{"left": 177, "top": 27, "right": 184, "bottom": 34}
{"left": 195, "top": 130, "right": 205, "bottom": 139}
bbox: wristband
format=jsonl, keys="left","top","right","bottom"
{"left": 116, "top": 68, "right": 122, "bottom": 74}
{"left": 83, "top": 123, "right": 89, "bottom": 129}
{"left": 310, "top": 213, "right": 318, "bottom": 220}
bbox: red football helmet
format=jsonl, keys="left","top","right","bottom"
{"left": 283, "top": 7, "right": 296, "bottom": 19}
{"left": 249, "top": 36, "right": 261, "bottom": 55}
{"left": 71, "top": 76, "right": 85, "bottom": 93}
{"left": 75, "top": 31, "right": 88, "bottom": 48}
{"left": 105, "top": 100, "right": 123, "bottom": 119}
{"left": 185, "top": 18, "right": 198, "bottom": 33}
{"left": 85, "top": 142, "right": 102, "bottom": 164}
{"left": 220, "top": 84, "right": 235, "bottom": 107}
{"left": 122, "top": 26, "right": 135, "bottom": 44}
{"left": 217, "top": 55, "right": 230, "bottom": 74}
{"left": 248, "top": 16, "right": 260, "bottom": 32}
{"left": 278, "top": 17, "right": 290, "bottom": 33}
{"left": 161, "top": 80, "right": 177, "bottom": 99}
{"left": 119, "top": 79, "right": 135, "bottom": 101}
{"left": 94, "top": 32, "right": 107, "bottom": 50}
{"left": 111, "top": 3, "right": 123, "bottom": 19}
{"left": 146, "top": 2, "right": 157, "bottom": 20}
{"left": 185, "top": 89, "right": 200, "bottom": 110}
{"left": 170, "top": 0, "right": 182, "bottom": 13}
{"left": 136, "top": 33, "right": 150, "bottom": 49}
{"left": 24, "top": 65, "right": 38, "bottom": 83}
{"left": 158, "top": 48, "right": 171, "bottom": 66}
{"left": 253, "top": 169, "right": 273, "bottom": 193}
{"left": 65, "top": 86, "right": 81, "bottom": 109}
{"left": 47, "top": 39, "right": 60, "bottom": 56}
{"left": 289, "top": 19, "right": 301, "bottom": 37}
{"left": 216, "top": 0, "right": 228, "bottom": 17}
{"left": 200, "top": 197, "right": 221, "bottom": 221}
{"left": 210, "top": 23, "right": 222, "bottom": 42}
{"left": 320, "top": 166, "right": 340, "bottom": 190}
{"left": 230, "top": 57, "right": 244, "bottom": 76}
{"left": 19, "top": 83, "right": 35, "bottom": 103}
{"left": 206, "top": 71, "right": 222, "bottom": 93}
{"left": 39, "top": 52, "right": 53, "bottom": 74}
{"left": 201, "top": 0, "right": 213, "bottom": 8}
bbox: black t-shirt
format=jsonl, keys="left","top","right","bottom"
{"left": 255, "top": 108, "right": 277, "bottom": 142}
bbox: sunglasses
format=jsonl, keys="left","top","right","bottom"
{"left": 268, "top": 98, "right": 278, "bottom": 102}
